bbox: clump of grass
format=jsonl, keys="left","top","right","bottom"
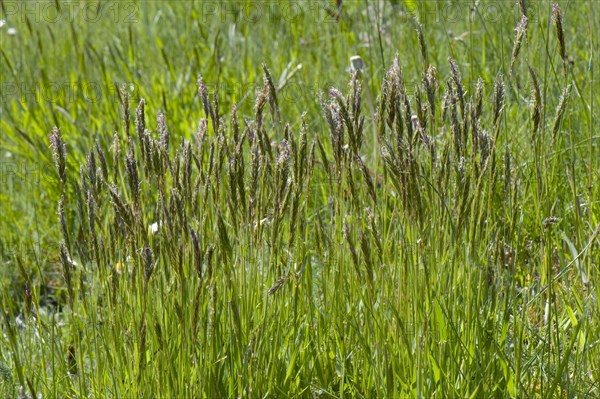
{"left": 1, "top": 3, "right": 597, "bottom": 398}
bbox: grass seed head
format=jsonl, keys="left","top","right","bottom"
{"left": 86, "top": 150, "right": 97, "bottom": 194}
{"left": 552, "top": 3, "right": 566, "bottom": 62}
{"left": 517, "top": 0, "right": 527, "bottom": 16}
{"left": 74, "top": 181, "right": 87, "bottom": 233}
{"left": 120, "top": 84, "right": 130, "bottom": 136}
{"left": 492, "top": 75, "right": 505, "bottom": 128}
{"left": 474, "top": 77, "right": 484, "bottom": 122}
{"left": 415, "top": 21, "right": 427, "bottom": 66}
{"left": 231, "top": 104, "right": 240, "bottom": 144}
{"left": 510, "top": 14, "right": 528, "bottom": 75}
{"left": 528, "top": 66, "right": 543, "bottom": 137}
{"left": 95, "top": 143, "right": 108, "bottom": 182}
{"left": 197, "top": 76, "right": 212, "bottom": 120}
{"left": 356, "top": 155, "right": 376, "bottom": 202}
{"left": 87, "top": 190, "right": 96, "bottom": 236}
{"left": 448, "top": 57, "right": 465, "bottom": 115}
{"left": 79, "top": 167, "right": 89, "bottom": 204}
{"left": 143, "top": 243, "right": 154, "bottom": 282}
{"left": 552, "top": 84, "right": 571, "bottom": 138}
{"left": 268, "top": 275, "right": 289, "bottom": 295}
{"left": 136, "top": 98, "right": 146, "bottom": 138}
{"left": 111, "top": 131, "right": 120, "bottom": 182}
{"left": 157, "top": 111, "right": 169, "bottom": 151}
{"left": 423, "top": 64, "right": 437, "bottom": 119}
{"left": 49, "top": 127, "right": 67, "bottom": 188}
{"left": 262, "top": 64, "right": 280, "bottom": 123}
{"left": 415, "top": 88, "right": 427, "bottom": 130}
{"left": 126, "top": 147, "right": 140, "bottom": 208}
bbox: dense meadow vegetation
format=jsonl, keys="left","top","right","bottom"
{"left": 1, "top": 0, "right": 598, "bottom": 397}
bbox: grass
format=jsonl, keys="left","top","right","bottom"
{"left": 1, "top": 0, "right": 599, "bottom": 397}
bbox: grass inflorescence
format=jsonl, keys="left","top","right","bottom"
{"left": 1, "top": 1, "right": 598, "bottom": 397}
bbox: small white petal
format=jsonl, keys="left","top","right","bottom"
{"left": 149, "top": 222, "right": 160, "bottom": 234}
